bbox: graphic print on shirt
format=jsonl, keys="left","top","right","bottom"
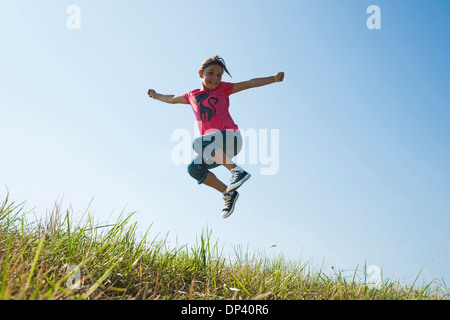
{"left": 195, "top": 92, "right": 219, "bottom": 123}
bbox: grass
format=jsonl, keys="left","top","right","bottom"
{"left": 0, "top": 192, "right": 448, "bottom": 300}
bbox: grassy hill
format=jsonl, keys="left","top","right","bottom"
{"left": 0, "top": 193, "right": 447, "bottom": 300}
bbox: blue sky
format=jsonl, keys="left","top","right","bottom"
{"left": 1, "top": 0, "right": 449, "bottom": 288}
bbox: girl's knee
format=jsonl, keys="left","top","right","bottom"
{"left": 187, "top": 163, "right": 208, "bottom": 184}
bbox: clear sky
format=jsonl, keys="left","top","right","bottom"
{"left": 1, "top": 0, "right": 449, "bottom": 288}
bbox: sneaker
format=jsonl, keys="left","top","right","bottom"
{"left": 222, "top": 191, "right": 239, "bottom": 219}
{"left": 226, "top": 170, "right": 251, "bottom": 193}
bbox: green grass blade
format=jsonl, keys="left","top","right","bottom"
{"left": 20, "top": 235, "right": 45, "bottom": 299}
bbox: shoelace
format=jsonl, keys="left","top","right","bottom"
{"left": 223, "top": 193, "right": 233, "bottom": 209}
{"left": 229, "top": 171, "right": 241, "bottom": 183}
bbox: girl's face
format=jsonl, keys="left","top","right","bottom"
{"left": 199, "top": 64, "right": 223, "bottom": 90}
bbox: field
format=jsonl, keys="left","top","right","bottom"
{"left": 0, "top": 192, "right": 448, "bottom": 300}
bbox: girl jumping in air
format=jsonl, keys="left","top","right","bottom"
{"left": 148, "top": 55, "right": 284, "bottom": 218}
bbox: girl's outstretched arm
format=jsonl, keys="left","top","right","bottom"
{"left": 147, "top": 89, "right": 187, "bottom": 104}
{"left": 232, "top": 72, "right": 285, "bottom": 94}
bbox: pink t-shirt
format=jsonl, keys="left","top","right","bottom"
{"left": 184, "top": 82, "right": 238, "bottom": 136}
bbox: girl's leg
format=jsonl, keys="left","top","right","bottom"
{"left": 188, "top": 138, "right": 241, "bottom": 218}
{"left": 192, "top": 148, "right": 240, "bottom": 194}
{"left": 209, "top": 147, "right": 237, "bottom": 171}
{"left": 190, "top": 131, "right": 245, "bottom": 192}
{"left": 188, "top": 154, "right": 228, "bottom": 194}
{"left": 202, "top": 170, "right": 239, "bottom": 219}
{"left": 209, "top": 147, "right": 250, "bottom": 193}
{"left": 203, "top": 172, "right": 227, "bottom": 193}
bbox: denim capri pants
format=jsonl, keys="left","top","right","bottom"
{"left": 187, "top": 130, "right": 243, "bottom": 184}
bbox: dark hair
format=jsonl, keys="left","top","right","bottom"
{"left": 200, "top": 55, "right": 232, "bottom": 78}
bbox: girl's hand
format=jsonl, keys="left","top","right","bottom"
{"left": 146, "top": 90, "right": 187, "bottom": 104}
{"left": 275, "top": 72, "right": 285, "bottom": 82}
